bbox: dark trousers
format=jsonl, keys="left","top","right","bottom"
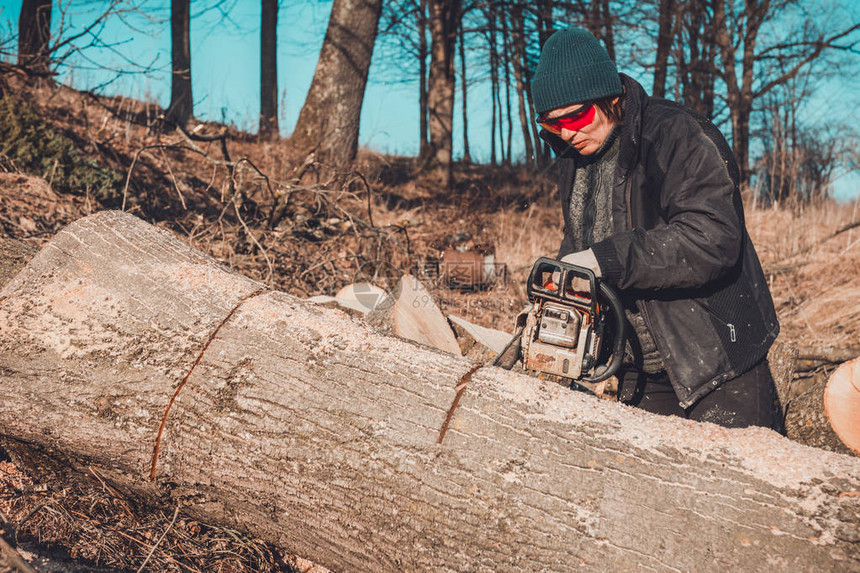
{"left": 618, "top": 359, "right": 778, "bottom": 430}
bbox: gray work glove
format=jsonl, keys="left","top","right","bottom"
{"left": 560, "top": 249, "right": 602, "bottom": 277}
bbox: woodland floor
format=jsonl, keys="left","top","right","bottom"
{"left": 0, "top": 76, "right": 858, "bottom": 572}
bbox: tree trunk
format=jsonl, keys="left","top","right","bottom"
{"left": 712, "top": 0, "right": 768, "bottom": 184}
{"left": 167, "top": 0, "right": 193, "bottom": 127}
{"left": 259, "top": 0, "right": 279, "bottom": 140}
{"left": 425, "top": 0, "right": 459, "bottom": 188}
{"left": 486, "top": 6, "right": 498, "bottom": 166}
{"left": 495, "top": 68, "right": 505, "bottom": 165}
{"left": 1, "top": 211, "right": 859, "bottom": 572}
{"left": 784, "top": 358, "right": 860, "bottom": 456}
{"left": 652, "top": 0, "right": 674, "bottom": 98}
{"left": 679, "top": 0, "right": 713, "bottom": 117}
{"left": 418, "top": 0, "right": 430, "bottom": 161}
{"left": 291, "top": 0, "right": 382, "bottom": 169}
{"left": 502, "top": 14, "right": 513, "bottom": 166}
{"left": 457, "top": 8, "right": 471, "bottom": 164}
{"left": 526, "top": 80, "right": 545, "bottom": 167}
{"left": 532, "top": 0, "right": 554, "bottom": 167}
{"left": 510, "top": 4, "right": 534, "bottom": 168}
{"left": 602, "top": 0, "right": 615, "bottom": 59}
{"left": 824, "top": 358, "right": 860, "bottom": 454}
{"left": 17, "top": 0, "right": 52, "bottom": 74}
{"left": 534, "top": 0, "right": 554, "bottom": 48}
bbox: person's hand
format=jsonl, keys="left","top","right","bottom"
{"left": 560, "top": 249, "right": 601, "bottom": 277}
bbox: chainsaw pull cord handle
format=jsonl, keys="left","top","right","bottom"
{"left": 578, "top": 280, "right": 626, "bottom": 384}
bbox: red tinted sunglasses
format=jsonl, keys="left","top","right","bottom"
{"left": 537, "top": 104, "right": 596, "bottom": 132}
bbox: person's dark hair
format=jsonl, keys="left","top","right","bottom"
{"left": 595, "top": 95, "right": 623, "bottom": 125}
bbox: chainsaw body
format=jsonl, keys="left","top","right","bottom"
{"left": 519, "top": 257, "right": 626, "bottom": 389}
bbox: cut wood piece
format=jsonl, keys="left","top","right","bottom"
{"left": 366, "top": 274, "right": 460, "bottom": 355}
{"left": 306, "top": 284, "right": 385, "bottom": 317}
{"left": 1, "top": 211, "right": 860, "bottom": 573}
{"left": 448, "top": 318, "right": 494, "bottom": 362}
{"left": 824, "top": 358, "right": 860, "bottom": 454}
{"left": 306, "top": 295, "right": 367, "bottom": 317}
{"left": 448, "top": 314, "right": 512, "bottom": 358}
{"left": 334, "top": 282, "right": 386, "bottom": 313}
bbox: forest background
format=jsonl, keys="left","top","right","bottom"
{"left": 2, "top": 0, "right": 859, "bottom": 200}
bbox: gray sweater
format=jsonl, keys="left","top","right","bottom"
{"left": 568, "top": 128, "right": 664, "bottom": 373}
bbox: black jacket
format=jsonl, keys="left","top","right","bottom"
{"left": 543, "top": 75, "right": 779, "bottom": 408}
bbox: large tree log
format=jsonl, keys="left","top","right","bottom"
{"left": 1, "top": 211, "right": 859, "bottom": 572}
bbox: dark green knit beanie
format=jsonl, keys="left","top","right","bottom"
{"left": 531, "top": 27, "right": 623, "bottom": 115}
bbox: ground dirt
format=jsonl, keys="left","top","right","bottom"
{"left": 0, "top": 75, "right": 858, "bottom": 572}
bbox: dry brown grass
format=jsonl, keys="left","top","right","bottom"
{"left": 747, "top": 199, "right": 860, "bottom": 348}
{"left": 0, "top": 460, "right": 293, "bottom": 572}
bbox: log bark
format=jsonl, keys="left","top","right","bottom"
{"left": 767, "top": 340, "right": 797, "bottom": 418}
{"left": 1, "top": 211, "right": 860, "bottom": 572}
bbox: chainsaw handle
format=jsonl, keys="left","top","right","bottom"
{"left": 579, "top": 280, "right": 626, "bottom": 384}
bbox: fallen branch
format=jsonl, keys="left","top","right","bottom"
{"left": 0, "top": 532, "right": 37, "bottom": 573}
{"left": 795, "top": 345, "right": 860, "bottom": 363}
{"left": 771, "top": 218, "right": 860, "bottom": 264}
{"left": 135, "top": 504, "right": 181, "bottom": 573}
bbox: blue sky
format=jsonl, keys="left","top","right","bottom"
{"left": 0, "top": 0, "right": 857, "bottom": 199}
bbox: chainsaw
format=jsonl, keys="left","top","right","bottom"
{"left": 500, "top": 257, "right": 626, "bottom": 396}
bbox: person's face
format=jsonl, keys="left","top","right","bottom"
{"left": 539, "top": 98, "right": 618, "bottom": 155}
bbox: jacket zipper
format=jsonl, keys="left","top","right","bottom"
{"left": 623, "top": 172, "right": 633, "bottom": 230}
{"left": 699, "top": 301, "right": 737, "bottom": 343}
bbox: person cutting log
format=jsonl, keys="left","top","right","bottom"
{"left": 529, "top": 26, "right": 780, "bottom": 428}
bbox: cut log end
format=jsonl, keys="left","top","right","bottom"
{"left": 824, "top": 358, "right": 860, "bottom": 455}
